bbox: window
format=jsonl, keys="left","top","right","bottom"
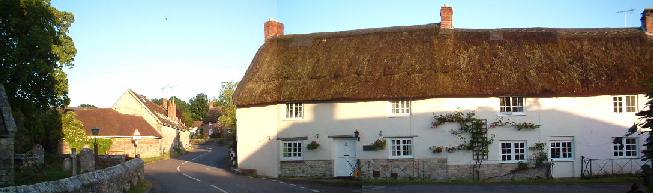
{"left": 500, "top": 141, "right": 526, "bottom": 162}
{"left": 500, "top": 96, "right": 524, "bottom": 114}
{"left": 390, "top": 138, "right": 413, "bottom": 158}
{"left": 550, "top": 141, "right": 573, "bottom": 160}
{"left": 614, "top": 95, "right": 637, "bottom": 113}
{"left": 285, "top": 103, "right": 303, "bottom": 119}
{"left": 390, "top": 100, "right": 411, "bottom": 116}
{"left": 613, "top": 137, "right": 638, "bottom": 158}
{"left": 281, "top": 141, "right": 303, "bottom": 160}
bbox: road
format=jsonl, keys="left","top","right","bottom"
{"left": 362, "top": 184, "right": 641, "bottom": 193}
{"left": 145, "top": 141, "right": 359, "bottom": 193}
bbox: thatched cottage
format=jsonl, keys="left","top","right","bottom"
{"left": 234, "top": 6, "right": 653, "bottom": 179}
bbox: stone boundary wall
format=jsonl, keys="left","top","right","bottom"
{"left": 360, "top": 158, "right": 548, "bottom": 181}
{"left": 0, "top": 158, "right": 144, "bottom": 193}
{"left": 280, "top": 160, "right": 332, "bottom": 177}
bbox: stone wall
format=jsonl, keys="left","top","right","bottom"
{"left": 360, "top": 158, "right": 549, "bottom": 181}
{"left": 279, "top": 160, "right": 332, "bottom": 177}
{"left": 0, "top": 158, "right": 144, "bottom": 193}
{"left": 0, "top": 84, "right": 16, "bottom": 187}
{"left": 96, "top": 155, "right": 127, "bottom": 169}
{"left": 62, "top": 138, "right": 162, "bottom": 158}
{"left": 0, "top": 138, "right": 13, "bottom": 187}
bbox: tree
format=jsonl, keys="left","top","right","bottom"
{"left": 216, "top": 82, "right": 237, "bottom": 129}
{"left": 78, "top": 104, "right": 97, "bottom": 108}
{"left": 188, "top": 93, "right": 209, "bottom": 121}
{"left": 627, "top": 81, "right": 653, "bottom": 187}
{"left": 1, "top": 0, "right": 77, "bottom": 152}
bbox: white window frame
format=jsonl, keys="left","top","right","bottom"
{"left": 389, "top": 138, "right": 413, "bottom": 158}
{"left": 500, "top": 141, "right": 527, "bottom": 163}
{"left": 280, "top": 140, "right": 303, "bottom": 161}
{"left": 613, "top": 95, "right": 637, "bottom": 113}
{"left": 389, "top": 100, "right": 411, "bottom": 117}
{"left": 284, "top": 103, "right": 304, "bottom": 119}
{"left": 613, "top": 137, "right": 639, "bottom": 158}
{"left": 549, "top": 140, "right": 574, "bottom": 161}
{"left": 499, "top": 96, "right": 525, "bottom": 115}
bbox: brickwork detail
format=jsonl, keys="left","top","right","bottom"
{"left": 279, "top": 160, "right": 332, "bottom": 177}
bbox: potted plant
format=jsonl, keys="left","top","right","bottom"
{"left": 307, "top": 141, "right": 320, "bottom": 150}
{"left": 430, "top": 146, "right": 443, "bottom": 153}
{"left": 373, "top": 139, "right": 386, "bottom": 150}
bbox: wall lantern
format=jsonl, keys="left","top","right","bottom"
{"left": 354, "top": 130, "right": 360, "bottom": 141}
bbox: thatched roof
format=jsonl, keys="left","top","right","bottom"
{"left": 235, "top": 23, "right": 653, "bottom": 107}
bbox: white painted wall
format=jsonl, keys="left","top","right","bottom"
{"left": 237, "top": 95, "right": 649, "bottom": 178}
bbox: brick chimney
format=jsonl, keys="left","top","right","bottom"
{"left": 162, "top": 98, "right": 168, "bottom": 110}
{"left": 440, "top": 4, "right": 453, "bottom": 30}
{"left": 643, "top": 8, "right": 653, "bottom": 35}
{"left": 167, "top": 99, "right": 176, "bottom": 120}
{"left": 264, "top": 18, "right": 284, "bottom": 41}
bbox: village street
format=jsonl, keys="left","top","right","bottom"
{"left": 145, "top": 142, "right": 360, "bottom": 193}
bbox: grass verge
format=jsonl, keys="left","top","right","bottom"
{"left": 14, "top": 155, "right": 71, "bottom": 185}
{"left": 127, "top": 180, "right": 152, "bottom": 193}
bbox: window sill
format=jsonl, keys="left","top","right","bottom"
{"left": 280, "top": 159, "right": 304, "bottom": 163}
{"left": 500, "top": 160, "right": 527, "bottom": 164}
{"left": 388, "top": 114, "right": 410, "bottom": 118}
{"left": 282, "top": 118, "right": 304, "bottom": 121}
{"left": 497, "top": 112, "right": 526, "bottom": 117}
{"left": 550, "top": 158, "right": 574, "bottom": 162}
{"left": 389, "top": 156, "right": 414, "bottom": 159}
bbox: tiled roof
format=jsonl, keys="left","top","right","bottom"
{"left": 128, "top": 90, "right": 187, "bottom": 130}
{"left": 72, "top": 108, "right": 162, "bottom": 138}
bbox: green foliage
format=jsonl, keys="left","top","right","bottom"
{"left": 372, "top": 139, "right": 386, "bottom": 150}
{"left": 529, "top": 143, "right": 549, "bottom": 167}
{"left": 490, "top": 117, "right": 541, "bottom": 130}
{"left": 433, "top": 111, "right": 494, "bottom": 161}
{"left": 217, "top": 82, "right": 237, "bottom": 129}
{"left": 61, "top": 111, "right": 90, "bottom": 150}
{"left": 307, "top": 141, "right": 320, "bottom": 150}
{"left": 627, "top": 80, "right": 653, "bottom": 187}
{"left": 1, "top": 0, "right": 77, "bottom": 152}
{"left": 188, "top": 93, "right": 209, "bottom": 121}
{"left": 61, "top": 111, "right": 112, "bottom": 154}
{"left": 78, "top": 104, "right": 97, "bottom": 108}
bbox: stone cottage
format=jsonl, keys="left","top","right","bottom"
{"left": 234, "top": 6, "right": 653, "bottom": 179}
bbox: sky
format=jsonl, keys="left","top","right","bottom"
{"left": 51, "top": 0, "right": 653, "bottom": 107}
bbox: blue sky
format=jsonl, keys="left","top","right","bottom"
{"left": 52, "top": 0, "right": 653, "bottom": 107}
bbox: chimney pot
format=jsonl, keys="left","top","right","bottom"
{"left": 264, "top": 18, "right": 284, "bottom": 41}
{"left": 440, "top": 4, "right": 453, "bottom": 30}
{"left": 643, "top": 8, "right": 653, "bottom": 35}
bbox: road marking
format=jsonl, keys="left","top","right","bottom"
{"left": 299, "top": 186, "right": 306, "bottom": 189}
{"left": 181, "top": 172, "right": 201, "bottom": 182}
{"left": 311, "top": 190, "right": 320, "bottom": 193}
{"left": 210, "top": 185, "right": 229, "bottom": 193}
{"left": 289, "top": 183, "right": 296, "bottom": 186}
{"left": 271, "top": 179, "right": 277, "bottom": 182}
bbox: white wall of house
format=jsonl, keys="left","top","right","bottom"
{"left": 237, "top": 94, "right": 649, "bottom": 178}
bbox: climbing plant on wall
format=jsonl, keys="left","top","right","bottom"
{"left": 61, "top": 111, "right": 112, "bottom": 154}
{"left": 432, "top": 111, "right": 494, "bottom": 159}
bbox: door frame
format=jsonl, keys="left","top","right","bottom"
{"left": 332, "top": 138, "right": 358, "bottom": 177}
